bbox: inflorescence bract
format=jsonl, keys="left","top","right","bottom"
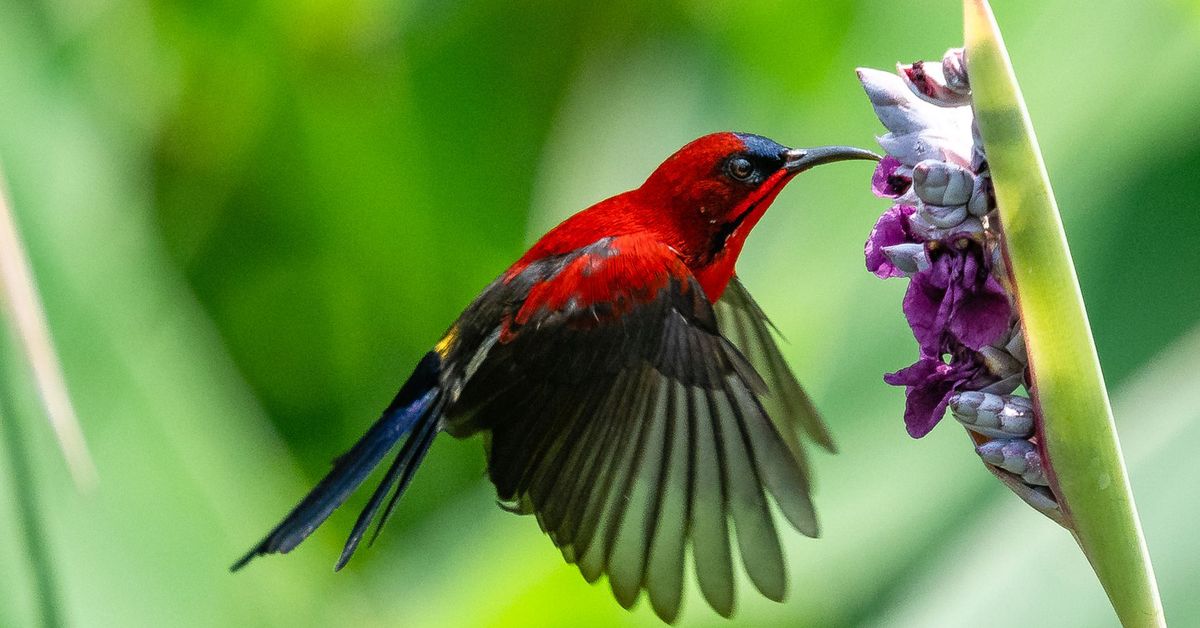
{"left": 858, "top": 49, "right": 1067, "bottom": 525}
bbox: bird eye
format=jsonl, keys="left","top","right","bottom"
{"left": 727, "top": 157, "right": 755, "bottom": 182}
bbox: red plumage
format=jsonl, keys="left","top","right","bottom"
{"left": 513, "top": 234, "right": 684, "bottom": 331}
{"left": 234, "top": 131, "right": 877, "bottom": 623}
{"left": 511, "top": 132, "right": 800, "bottom": 302}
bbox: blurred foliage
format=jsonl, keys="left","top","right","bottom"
{"left": 0, "top": 0, "right": 1196, "bottom": 626}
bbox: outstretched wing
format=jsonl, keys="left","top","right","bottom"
{"left": 715, "top": 276, "right": 837, "bottom": 466}
{"left": 441, "top": 234, "right": 817, "bottom": 622}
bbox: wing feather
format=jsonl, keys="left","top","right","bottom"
{"left": 558, "top": 373, "right": 640, "bottom": 562}
{"left": 729, "top": 381, "right": 818, "bottom": 536}
{"left": 442, "top": 239, "right": 829, "bottom": 621}
{"left": 710, "top": 385, "right": 787, "bottom": 603}
{"left": 606, "top": 377, "right": 668, "bottom": 608}
{"left": 689, "top": 386, "right": 735, "bottom": 617}
{"left": 576, "top": 370, "right": 653, "bottom": 583}
{"left": 717, "top": 277, "right": 836, "bottom": 454}
{"left": 644, "top": 380, "right": 690, "bottom": 623}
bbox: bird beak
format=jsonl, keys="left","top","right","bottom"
{"left": 783, "top": 145, "right": 881, "bottom": 173}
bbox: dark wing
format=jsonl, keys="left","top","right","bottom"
{"left": 440, "top": 235, "right": 816, "bottom": 622}
{"left": 715, "top": 276, "right": 837, "bottom": 466}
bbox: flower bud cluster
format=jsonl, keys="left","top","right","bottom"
{"left": 858, "top": 48, "right": 1058, "bottom": 516}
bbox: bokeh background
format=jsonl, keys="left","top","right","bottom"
{"left": 0, "top": 0, "right": 1198, "bottom": 626}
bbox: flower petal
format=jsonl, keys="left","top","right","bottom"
{"left": 865, "top": 205, "right": 917, "bottom": 278}
{"left": 902, "top": 250, "right": 956, "bottom": 351}
{"left": 872, "top": 156, "right": 912, "bottom": 198}
{"left": 885, "top": 351, "right": 990, "bottom": 438}
{"left": 856, "top": 67, "right": 943, "bottom": 135}
{"left": 950, "top": 273, "right": 1012, "bottom": 350}
{"left": 884, "top": 357, "right": 956, "bottom": 438}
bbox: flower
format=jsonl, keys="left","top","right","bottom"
{"left": 902, "top": 239, "right": 1011, "bottom": 354}
{"left": 858, "top": 46, "right": 1058, "bottom": 519}
{"left": 856, "top": 66, "right": 974, "bottom": 167}
{"left": 865, "top": 204, "right": 919, "bottom": 278}
{"left": 856, "top": 9, "right": 1163, "bottom": 621}
{"left": 884, "top": 345, "right": 995, "bottom": 438}
{"left": 871, "top": 156, "right": 912, "bottom": 198}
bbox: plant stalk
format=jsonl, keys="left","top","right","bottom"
{"left": 964, "top": 0, "right": 1164, "bottom": 625}
{"left": 0, "top": 339, "right": 65, "bottom": 627}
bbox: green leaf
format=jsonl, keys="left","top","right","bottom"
{"left": 964, "top": 1, "right": 1165, "bottom": 625}
{"left": 0, "top": 168, "right": 95, "bottom": 490}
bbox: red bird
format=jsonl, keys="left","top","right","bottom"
{"left": 233, "top": 132, "right": 877, "bottom": 621}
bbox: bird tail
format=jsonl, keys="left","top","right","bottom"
{"left": 231, "top": 351, "right": 445, "bottom": 572}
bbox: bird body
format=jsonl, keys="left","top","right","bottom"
{"left": 233, "top": 132, "right": 876, "bottom": 622}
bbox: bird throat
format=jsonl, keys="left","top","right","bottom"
{"left": 694, "top": 174, "right": 792, "bottom": 301}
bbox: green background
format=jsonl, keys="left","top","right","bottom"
{"left": 1, "top": 0, "right": 1197, "bottom": 626}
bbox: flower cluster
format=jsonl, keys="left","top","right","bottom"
{"left": 858, "top": 50, "right": 1059, "bottom": 514}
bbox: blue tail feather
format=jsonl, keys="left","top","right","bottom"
{"left": 335, "top": 388, "right": 441, "bottom": 570}
{"left": 232, "top": 351, "right": 443, "bottom": 571}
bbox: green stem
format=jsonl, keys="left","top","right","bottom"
{"left": 0, "top": 344, "right": 64, "bottom": 628}
{"left": 964, "top": 1, "right": 1164, "bottom": 625}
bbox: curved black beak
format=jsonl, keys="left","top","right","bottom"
{"left": 783, "top": 145, "right": 881, "bottom": 173}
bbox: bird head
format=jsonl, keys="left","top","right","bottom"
{"left": 636, "top": 131, "right": 878, "bottom": 295}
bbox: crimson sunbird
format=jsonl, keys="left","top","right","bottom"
{"left": 232, "top": 132, "right": 877, "bottom": 622}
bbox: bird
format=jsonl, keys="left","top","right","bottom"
{"left": 231, "top": 132, "right": 877, "bottom": 622}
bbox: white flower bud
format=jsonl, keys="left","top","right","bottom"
{"left": 916, "top": 203, "right": 968, "bottom": 229}
{"left": 907, "top": 212, "right": 983, "bottom": 241}
{"left": 976, "top": 438, "right": 1048, "bottom": 485}
{"left": 967, "top": 174, "right": 991, "bottom": 216}
{"left": 878, "top": 131, "right": 956, "bottom": 166}
{"left": 979, "top": 373, "right": 1023, "bottom": 395}
{"left": 913, "top": 159, "right": 975, "bottom": 206}
{"left": 950, "top": 391, "right": 1035, "bottom": 438}
{"left": 881, "top": 243, "right": 931, "bottom": 275}
{"left": 980, "top": 345, "right": 1023, "bottom": 379}
{"left": 857, "top": 68, "right": 945, "bottom": 135}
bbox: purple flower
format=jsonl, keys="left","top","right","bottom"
{"left": 872, "top": 156, "right": 912, "bottom": 198}
{"left": 859, "top": 47, "right": 1062, "bottom": 521}
{"left": 865, "top": 205, "right": 918, "bottom": 278}
{"left": 884, "top": 346, "right": 994, "bottom": 438}
{"left": 903, "top": 240, "right": 1011, "bottom": 354}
